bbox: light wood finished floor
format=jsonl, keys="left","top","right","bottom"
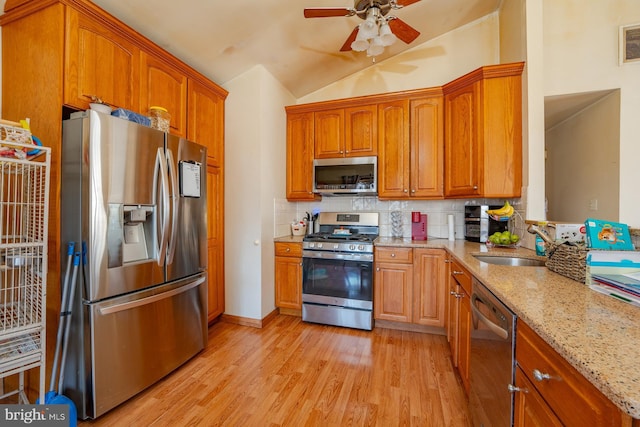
{"left": 79, "top": 315, "right": 471, "bottom": 426}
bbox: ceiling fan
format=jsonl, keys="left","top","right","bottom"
{"left": 304, "top": 0, "right": 421, "bottom": 57}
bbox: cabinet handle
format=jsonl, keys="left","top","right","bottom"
{"left": 444, "top": 259, "right": 452, "bottom": 263}
{"left": 285, "top": 247, "right": 290, "bottom": 252}
{"left": 452, "top": 270, "right": 463, "bottom": 275}
{"left": 450, "top": 291, "right": 462, "bottom": 298}
{"left": 533, "top": 369, "right": 551, "bottom": 382}
{"left": 507, "top": 384, "right": 528, "bottom": 393}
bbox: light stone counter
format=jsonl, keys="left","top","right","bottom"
{"left": 374, "top": 237, "right": 640, "bottom": 419}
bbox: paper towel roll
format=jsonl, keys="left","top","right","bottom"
{"left": 448, "top": 214, "right": 455, "bottom": 241}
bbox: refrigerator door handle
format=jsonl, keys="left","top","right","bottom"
{"left": 153, "top": 147, "right": 170, "bottom": 266}
{"left": 98, "top": 276, "right": 205, "bottom": 315}
{"left": 166, "top": 149, "right": 179, "bottom": 265}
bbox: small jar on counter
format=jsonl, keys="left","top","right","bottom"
{"left": 149, "top": 106, "right": 170, "bottom": 132}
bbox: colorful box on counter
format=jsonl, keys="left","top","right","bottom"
{"left": 584, "top": 218, "right": 634, "bottom": 250}
{"left": 585, "top": 250, "right": 640, "bottom": 286}
{"left": 552, "top": 223, "right": 586, "bottom": 243}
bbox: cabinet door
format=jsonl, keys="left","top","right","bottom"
{"left": 64, "top": 8, "right": 139, "bottom": 110}
{"left": 514, "top": 367, "right": 563, "bottom": 427}
{"left": 444, "top": 84, "right": 479, "bottom": 197}
{"left": 374, "top": 261, "right": 413, "bottom": 322}
{"left": 447, "top": 281, "right": 460, "bottom": 367}
{"left": 140, "top": 52, "right": 187, "bottom": 137}
{"left": 458, "top": 288, "right": 471, "bottom": 393}
{"left": 314, "top": 109, "right": 344, "bottom": 158}
{"left": 274, "top": 256, "right": 302, "bottom": 309}
{"left": 206, "top": 164, "right": 224, "bottom": 322}
{"left": 345, "top": 104, "right": 377, "bottom": 157}
{"left": 413, "top": 249, "right": 445, "bottom": 327}
{"left": 378, "top": 99, "right": 410, "bottom": 198}
{"left": 286, "top": 112, "right": 317, "bottom": 200}
{"left": 410, "top": 97, "right": 443, "bottom": 198}
{"left": 188, "top": 79, "right": 225, "bottom": 168}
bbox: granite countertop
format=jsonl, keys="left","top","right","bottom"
{"left": 374, "top": 237, "right": 640, "bottom": 419}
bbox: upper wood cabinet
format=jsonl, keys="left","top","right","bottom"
{"left": 286, "top": 111, "right": 318, "bottom": 201}
{"left": 140, "top": 52, "right": 187, "bottom": 137}
{"left": 187, "top": 79, "right": 225, "bottom": 166}
{"left": 314, "top": 105, "right": 378, "bottom": 158}
{"left": 377, "top": 99, "right": 410, "bottom": 198}
{"left": 64, "top": 8, "right": 139, "bottom": 110}
{"left": 377, "top": 91, "right": 443, "bottom": 199}
{"left": 443, "top": 62, "right": 524, "bottom": 198}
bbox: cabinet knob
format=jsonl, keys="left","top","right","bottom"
{"left": 403, "top": 189, "right": 408, "bottom": 193}
{"left": 376, "top": 267, "right": 380, "bottom": 272}
{"left": 507, "top": 384, "right": 528, "bottom": 393}
{"left": 285, "top": 247, "right": 290, "bottom": 252}
{"left": 345, "top": 150, "right": 349, "bottom": 154}
{"left": 533, "top": 369, "right": 551, "bottom": 382}
{"left": 340, "top": 150, "right": 344, "bottom": 154}
{"left": 452, "top": 270, "right": 463, "bottom": 275}
{"left": 391, "top": 253, "right": 396, "bottom": 257}
{"left": 444, "top": 259, "right": 452, "bottom": 263}
{"left": 473, "top": 185, "right": 478, "bottom": 190}
{"left": 411, "top": 189, "right": 416, "bottom": 193}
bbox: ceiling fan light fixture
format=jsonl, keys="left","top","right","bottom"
{"left": 379, "top": 21, "right": 397, "bottom": 46}
{"left": 367, "top": 36, "right": 385, "bottom": 57}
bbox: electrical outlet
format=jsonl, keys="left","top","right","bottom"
{"left": 589, "top": 199, "right": 598, "bottom": 211}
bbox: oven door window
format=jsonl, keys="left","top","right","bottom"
{"left": 302, "top": 257, "right": 372, "bottom": 301}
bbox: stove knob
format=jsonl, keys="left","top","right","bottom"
{"left": 333, "top": 244, "right": 339, "bottom": 250}
{"left": 317, "top": 243, "right": 323, "bottom": 249}
{"left": 349, "top": 244, "right": 356, "bottom": 251}
{"left": 357, "top": 245, "right": 365, "bottom": 251}
{"left": 309, "top": 242, "right": 315, "bottom": 249}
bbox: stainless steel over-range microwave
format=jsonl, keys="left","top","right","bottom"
{"left": 313, "top": 156, "right": 377, "bottom": 196}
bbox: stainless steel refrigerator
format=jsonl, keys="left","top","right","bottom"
{"left": 60, "top": 110, "right": 208, "bottom": 419}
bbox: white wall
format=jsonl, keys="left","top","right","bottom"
{"left": 546, "top": 91, "right": 620, "bottom": 222}
{"left": 223, "top": 65, "right": 295, "bottom": 320}
{"left": 542, "top": 0, "right": 640, "bottom": 227}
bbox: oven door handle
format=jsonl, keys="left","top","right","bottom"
{"left": 471, "top": 293, "right": 509, "bottom": 340}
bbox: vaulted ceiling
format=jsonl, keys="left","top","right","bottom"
{"left": 90, "top": 0, "right": 502, "bottom": 98}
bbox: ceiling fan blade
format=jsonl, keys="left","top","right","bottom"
{"left": 304, "top": 8, "right": 356, "bottom": 18}
{"left": 395, "top": 0, "right": 421, "bottom": 6}
{"left": 389, "top": 18, "right": 420, "bottom": 44}
{"left": 340, "top": 27, "right": 360, "bottom": 51}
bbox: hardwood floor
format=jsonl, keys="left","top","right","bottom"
{"left": 79, "top": 315, "right": 471, "bottom": 426}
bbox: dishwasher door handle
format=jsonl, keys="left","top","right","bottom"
{"left": 471, "top": 293, "right": 509, "bottom": 340}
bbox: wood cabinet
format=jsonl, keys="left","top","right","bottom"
{"left": 378, "top": 92, "right": 444, "bottom": 199}
{"left": 514, "top": 366, "right": 563, "bottom": 427}
{"left": 374, "top": 247, "right": 413, "bottom": 322}
{"left": 188, "top": 79, "right": 225, "bottom": 168}
{"left": 64, "top": 7, "right": 139, "bottom": 110}
{"left": 206, "top": 164, "right": 224, "bottom": 322}
{"left": 274, "top": 242, "right": 303, "bottom": 310}
{"left": 514, "top": 320, "right": 630, "bottom": 426}
{"left": 377, "top": 99, "right": 410, "bottom": 198}
{"left": 374, "top": 247, "right": 446, "bottom": 327}
{"left": 314, "top": 105, "right": 378, "bottom": 158}
{"left": 141, "top": 52, "right": 187, "bottom": 137}
{"left": 443, "top": 62, "right": 524, "bottom": 198}
{"left": 285, "top": 111, "right": 317, "bottom": 201}
{"left": 447, "top": 257, "right": 472, "bottom": 393}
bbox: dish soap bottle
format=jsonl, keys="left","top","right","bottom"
{"left": 535, "top": 234, "right": 546, "bottom": 256}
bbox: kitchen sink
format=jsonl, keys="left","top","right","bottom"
{"left": 473, "top": 255, "right": 546, "bottom": 267}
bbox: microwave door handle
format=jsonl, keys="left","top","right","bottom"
{"left": 470, "top": 294, "right": 509, "bottom": 340}
{"left": 165, "top": 149, "right": 179, "bottom": 264}
{"left": 153, "top": 147, "right": 170, "bottom": 266}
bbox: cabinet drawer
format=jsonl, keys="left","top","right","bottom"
{"left": 274, "top": 242, "right": 302, "bottom": 258}
{"left": 450, "top": 259, "right": 471, "bottom": 294}
{"left": 516, "top": 321, "right": 625, "bottom": 426}
{"left": 375, "top": 247, "right": 413, "bottom": 263}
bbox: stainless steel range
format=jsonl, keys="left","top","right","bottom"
{"left": 302, "top": 212, "right": 378, "bottom": 330}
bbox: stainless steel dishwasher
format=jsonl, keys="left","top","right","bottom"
{"left": 469, "top": 278, "right": 516, "bottom": 427}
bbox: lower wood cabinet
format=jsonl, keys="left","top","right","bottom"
{"left": 447, "top": 257, "right": 472, "bottom": 393}
{"left": 514, "top": 320, "right": 631, "bottom": 426}
{"left": 274, "top": 242, "right": 303, "bottom": 310}
{"left": 374, "top": 247, "right": 446, "bottom": 327}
